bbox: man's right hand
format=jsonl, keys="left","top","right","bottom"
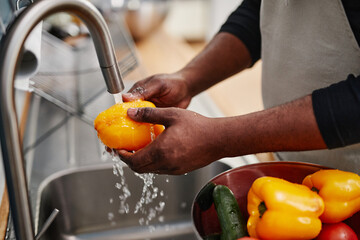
{"left": 122, "top": 72, "right": 192, "bottom": 109}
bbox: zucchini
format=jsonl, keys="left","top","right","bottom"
{"left": 213, "top": 185, "right": 247, "bottom": 240}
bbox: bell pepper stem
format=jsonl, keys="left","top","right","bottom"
{"left": 311, "top": 187, "right": 320, "bottom": 194}
{"left": 258, "top": 201, "right": 267, "bottom": 218}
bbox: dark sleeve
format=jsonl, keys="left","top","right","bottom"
{"left": 312, "top": 74, "right": 360, "bottom": 149}
{"left": 219, "top": 0, "right": 261, "bottom": 65}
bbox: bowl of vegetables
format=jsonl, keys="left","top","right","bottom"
{"left": 192, "top": 161, "right": 360, "bottom": 240}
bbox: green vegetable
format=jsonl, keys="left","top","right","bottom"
{"left": 213, "top": 185, "right": 247, "bottom": 240}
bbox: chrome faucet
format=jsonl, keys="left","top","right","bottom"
{"left": 0, "top": 0, "right": 125, "bottom": 239}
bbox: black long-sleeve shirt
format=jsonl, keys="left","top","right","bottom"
{"left": 219, "top": 0, "right": 360, "bottom": 149}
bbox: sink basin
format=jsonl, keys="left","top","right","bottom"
{"left": 35, "top": 161, "right": 231, "bottom": 240}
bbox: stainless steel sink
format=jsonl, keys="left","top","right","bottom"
{"left": 35, "top": 161, "right": 231, "bottom": 240}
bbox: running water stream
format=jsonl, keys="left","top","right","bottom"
{"left": 113, "top": 92, "right": 123, "bottom": 104}
{"left": 105, "top": 93, "right": 165, "bottom": 228}
{"left": 106, "top": 150, "right": 166, "bottom": 229}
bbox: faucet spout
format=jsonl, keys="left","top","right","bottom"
{"left": 0, "top": 0, "right": 125, "bottom": 239}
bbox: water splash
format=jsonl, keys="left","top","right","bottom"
{"left": 102, "top": 148, "right": 166, "bottom": 226}
{"left": 134, "top": 173, "right": 156, "bottom": 214}
{"left": 158, "top": 216, "right": 165, "bottom": 222}
{"left": 180, "top": 202, "right": 187, "bottom": 209}
{"left": 132, "top": 173, "right": 167, "bottom": 226}
{"left": 108, "top": 212, "right": 114, "bottom": 221}
{"left": 108, "top": 212, "right": 116, "bottom": 226}
{"left": 113, "top": 92, "right": 123, "bottom": 104}
{"left": 111, "top": 150, "right": 131, "bottom": 214}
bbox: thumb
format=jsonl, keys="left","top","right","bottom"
{"left": 127, "top": 107, "right": 178, "bottom": 127}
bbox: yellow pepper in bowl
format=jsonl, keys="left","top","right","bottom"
{"left": 302, "top": 169, "right": 360, "bottom": 223}
{"left": 247, "top": 176, "right": 324, "bottom": 240}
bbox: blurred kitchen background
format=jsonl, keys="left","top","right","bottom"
{"left": 121, "top": 0, "right": 264, "bottom": 117}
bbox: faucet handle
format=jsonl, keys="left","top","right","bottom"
{"left": 35, "top": 208, "right": 59, "bottom": 240}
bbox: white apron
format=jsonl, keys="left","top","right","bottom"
{"left": 260, "top": 0, "right": 360, "bottom": 173}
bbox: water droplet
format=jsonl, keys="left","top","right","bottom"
{"left": 101, "top": 151, "right": 108, "bottom": 161}
{"left": 147, "top": 208, "right": 156, "bottom": 221}
{"left": 148, "top": 225, "right": 156, "bottom": 232}
{"left": 156, "top": 201, "right": 165, "bottom": 212}
{"left": 150, "top": 125, "right": 155, "bottom": 141}
{"left": 133, "top": 86, "right": 145, "bottom": 95}
{"left": 108, "top": 212, "right": 114, "bottom": 221}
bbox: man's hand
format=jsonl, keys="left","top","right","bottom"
{"left": 122, "top": 72, "right": 192, "bottom": 109}
{"left": 117, "top": 107, "right": 224, "bottom": 175}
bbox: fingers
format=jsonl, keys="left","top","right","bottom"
{"left": 117, "top": 148, "right": 156, "bottom": 173}
{"left": 122, "top": 87, "right": 144, "bottom": 102}
{"left": 127, "top": 107, "right": 179, "bottom": 127}
{"left": 117, "top": 149, "right": 183, "bottom": 175}
{"left": 122, "top": 76, "right": 166, "bottom": 102}
{"left": 117, "top": 149, "right": 152, "bottom": 170}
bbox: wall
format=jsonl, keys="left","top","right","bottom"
{"left": 163, "top": 0, "right": 242, "bottom": 41}
{"left": 206, "top": 0, "right": 242, "bottom": 40}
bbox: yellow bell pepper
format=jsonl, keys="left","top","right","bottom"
{"left": 302, "top": 169, "right": 360, "bottom": 223}
{"left": 247, "top": 176, "right": 324, "bottom": 240}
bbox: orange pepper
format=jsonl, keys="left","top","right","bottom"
{"left": 94, "top": 100, "right": 164, "bottom": 151}
{"left": 247, "top": 176, "right": 324, "bottom": 240}
{"left": 302, "top": 169, "right": 360, "bottom": 223}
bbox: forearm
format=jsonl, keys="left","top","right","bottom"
{"left": 179, "top": 32, "right": 252, "bottom": 97}
{"left": 312, "top": 74, "right": 360, "bottom": 148}
{"left": 215, "top": 95, "right": 327, "bottom": 157}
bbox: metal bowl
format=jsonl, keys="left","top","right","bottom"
{"left": 192, "top": 161, "right": 360, "bottom": 239}
{"left": 124, "top": 0, "right": 169, "bottom": 41}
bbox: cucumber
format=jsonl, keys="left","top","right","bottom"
{"left": 213, "top": 185, "right": 247, "bottom": 240}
